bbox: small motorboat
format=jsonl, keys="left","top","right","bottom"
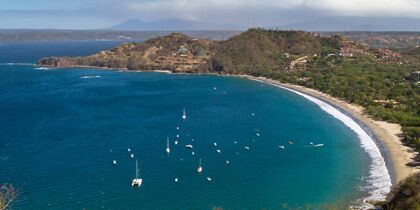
{"left": 278, "top": 145, "right": 285, "bottom": 150}
{"left": 225, "top": 160, "right": 230, "bottom": 164}
{"left": 244, "top": 146, "right": 250, "bottom": 151}
{"left": 174, "top": 140, "right": 179, "bottom": 145}
{"left": 185, "top": 144, "right": 193, "bottom": 149}
{"left": 113, "top": 160, "right": 117, "bottom": 164}
{"left": 216, "top": 149, "right": 221, "bottom": 154}
{"left": 130, "top": 154, "right": 134, "bottom": 158}
{"left": 288, "top": 141, "right": 294, "bottom": 145}
{"left": 207, "top": 177, "right": 212, "bottom": 182}
{"left": 175, "top": 178, "right": 179, "bottom": 183}
{"left": 213, "top": 142, "right": 218, "bottom": 147}
{"left": 128, "top": 148, "right": 131, "bottom": 152}
{"left": 233, "top": 141, "right": 238, "bottom": 144}
{"left": 256, "top": 133, "right": 260, "bottom": 137}
{"left": 313, "top": 144, "right": 324, "bottom": 147}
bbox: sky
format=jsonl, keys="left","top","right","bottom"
{"left": 1, "top": 0, "right": 420, "bottom": 29}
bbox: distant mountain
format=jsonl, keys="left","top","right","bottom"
{"left": 0, "top": 29, "right": 241, "bottom": 43}
{"left": 281, "top": 17, "right": 420, "bottom": 31}
{"left": 108, "top": 19, "right": 244, "bottom": 31}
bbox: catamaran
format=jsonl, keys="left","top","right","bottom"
{"left": 182, "top": 108, "right": 187, "bottom": 120}
{"left": 166, "top": 137, "right": 170, "bottom": 154}
{"left": 197, "top": 158, "right": 203, "bottom": 173}
{"left": 132, "top": 159, "right": 143, "bottom": 188}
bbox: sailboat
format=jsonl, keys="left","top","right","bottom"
{"left": 182, "top": 108, "right": 187, "bottom": 120}
{"left": 166, "top": 137, "right": 170, "bottom": 154}
{"left": 132, "top": 159, "right": 143, "bottom": 187}
{"left": 197, "top": 158, "right": 203, "bottom": 173}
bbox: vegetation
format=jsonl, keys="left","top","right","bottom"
{"left": 381, "top": 173, "right": 420, "bottom": 210}
{"left": 0, "top": 184, "right": 17, "bottom": 210}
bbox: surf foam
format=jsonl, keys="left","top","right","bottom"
{"left": 252, "top": 78, "right": 392, "bottom": 205}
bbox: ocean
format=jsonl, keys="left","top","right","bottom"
{"left": 0, "top": 41, "right": 389, "bottom": 209}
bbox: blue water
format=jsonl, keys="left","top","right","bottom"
{"left": 0, "top": 42, "right": 371, "bottom": 209}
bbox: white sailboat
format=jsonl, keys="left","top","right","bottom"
{"left": 132, "top": 159, "right": 143, "bottom": 187}
{"left": 197, "top": 158, "right": 203, "bottom": 173}
{"left": 166, "top": 137, "right": 170, "bottom": 154}
{"left": 182, "top": 108, "right": 187, "bottom": 120}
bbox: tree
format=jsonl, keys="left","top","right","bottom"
{"left": 0, "top": 184, "right": 17, "bottom": 210}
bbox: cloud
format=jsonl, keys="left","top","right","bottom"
{"left": 300, "top": 0, "right": 420, "bottom": 17}
{"left": 123, "top": 0, "right": 420, "bottom": 20}
{"left": 0, "top": 0, "right": 420, "bottom": 29}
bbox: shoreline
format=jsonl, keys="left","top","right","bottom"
{"left": 236, "top": 75, "right": 418, "bottom": 183}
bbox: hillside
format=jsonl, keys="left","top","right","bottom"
{"left": 207, "top": 29, "right": 342, "bottom": 75}
{"left": 328, "top": 31, "right": 420, "bottom": 48}
{"left": 38, "top": 33, "right": 218, "bottom": 72}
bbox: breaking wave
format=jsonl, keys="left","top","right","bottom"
{"left": 253, "top": 78, "right": 392, "bottom": 208}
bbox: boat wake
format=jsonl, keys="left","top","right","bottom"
{"left": 34, "top": 67, "right": 51, "bottom": 70}
{"left": 0, "top": 62, "right": 34, "bottom": 66}
{"left": 80, "top": 75, "right": 101, "bottom": 79}
{"left": 256, "top": 80, "right": 392, "bottom": 208}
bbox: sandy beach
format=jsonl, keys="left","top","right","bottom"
{"left": 241, "top": 75, "right": 419, "bottom": 183}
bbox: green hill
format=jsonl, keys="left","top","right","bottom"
{"left": 208, "top": 28, "right": 341, "bottom": 74}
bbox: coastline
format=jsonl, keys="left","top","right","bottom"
{"left": 39, "top": 65, "right": 419, "bottom": 182}
{"left": 35, "top": 64, "right": 419, "bottom": 204}
{"left": 237, "top": 75, "right": 419, "bottom": 184}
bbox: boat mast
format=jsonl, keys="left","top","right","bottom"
{"left": 135, "top": 159, "right": 139, "bottom": 179}
{"left": 182, "top": 108, "right": 186, "bottom": 119}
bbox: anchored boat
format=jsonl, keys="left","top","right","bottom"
{"left": 132, "top": 159, "right": 143, "bottom": 188}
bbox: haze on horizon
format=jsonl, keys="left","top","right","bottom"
{"left": 1, "top": 0, "right": 420, "bottom": 31}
